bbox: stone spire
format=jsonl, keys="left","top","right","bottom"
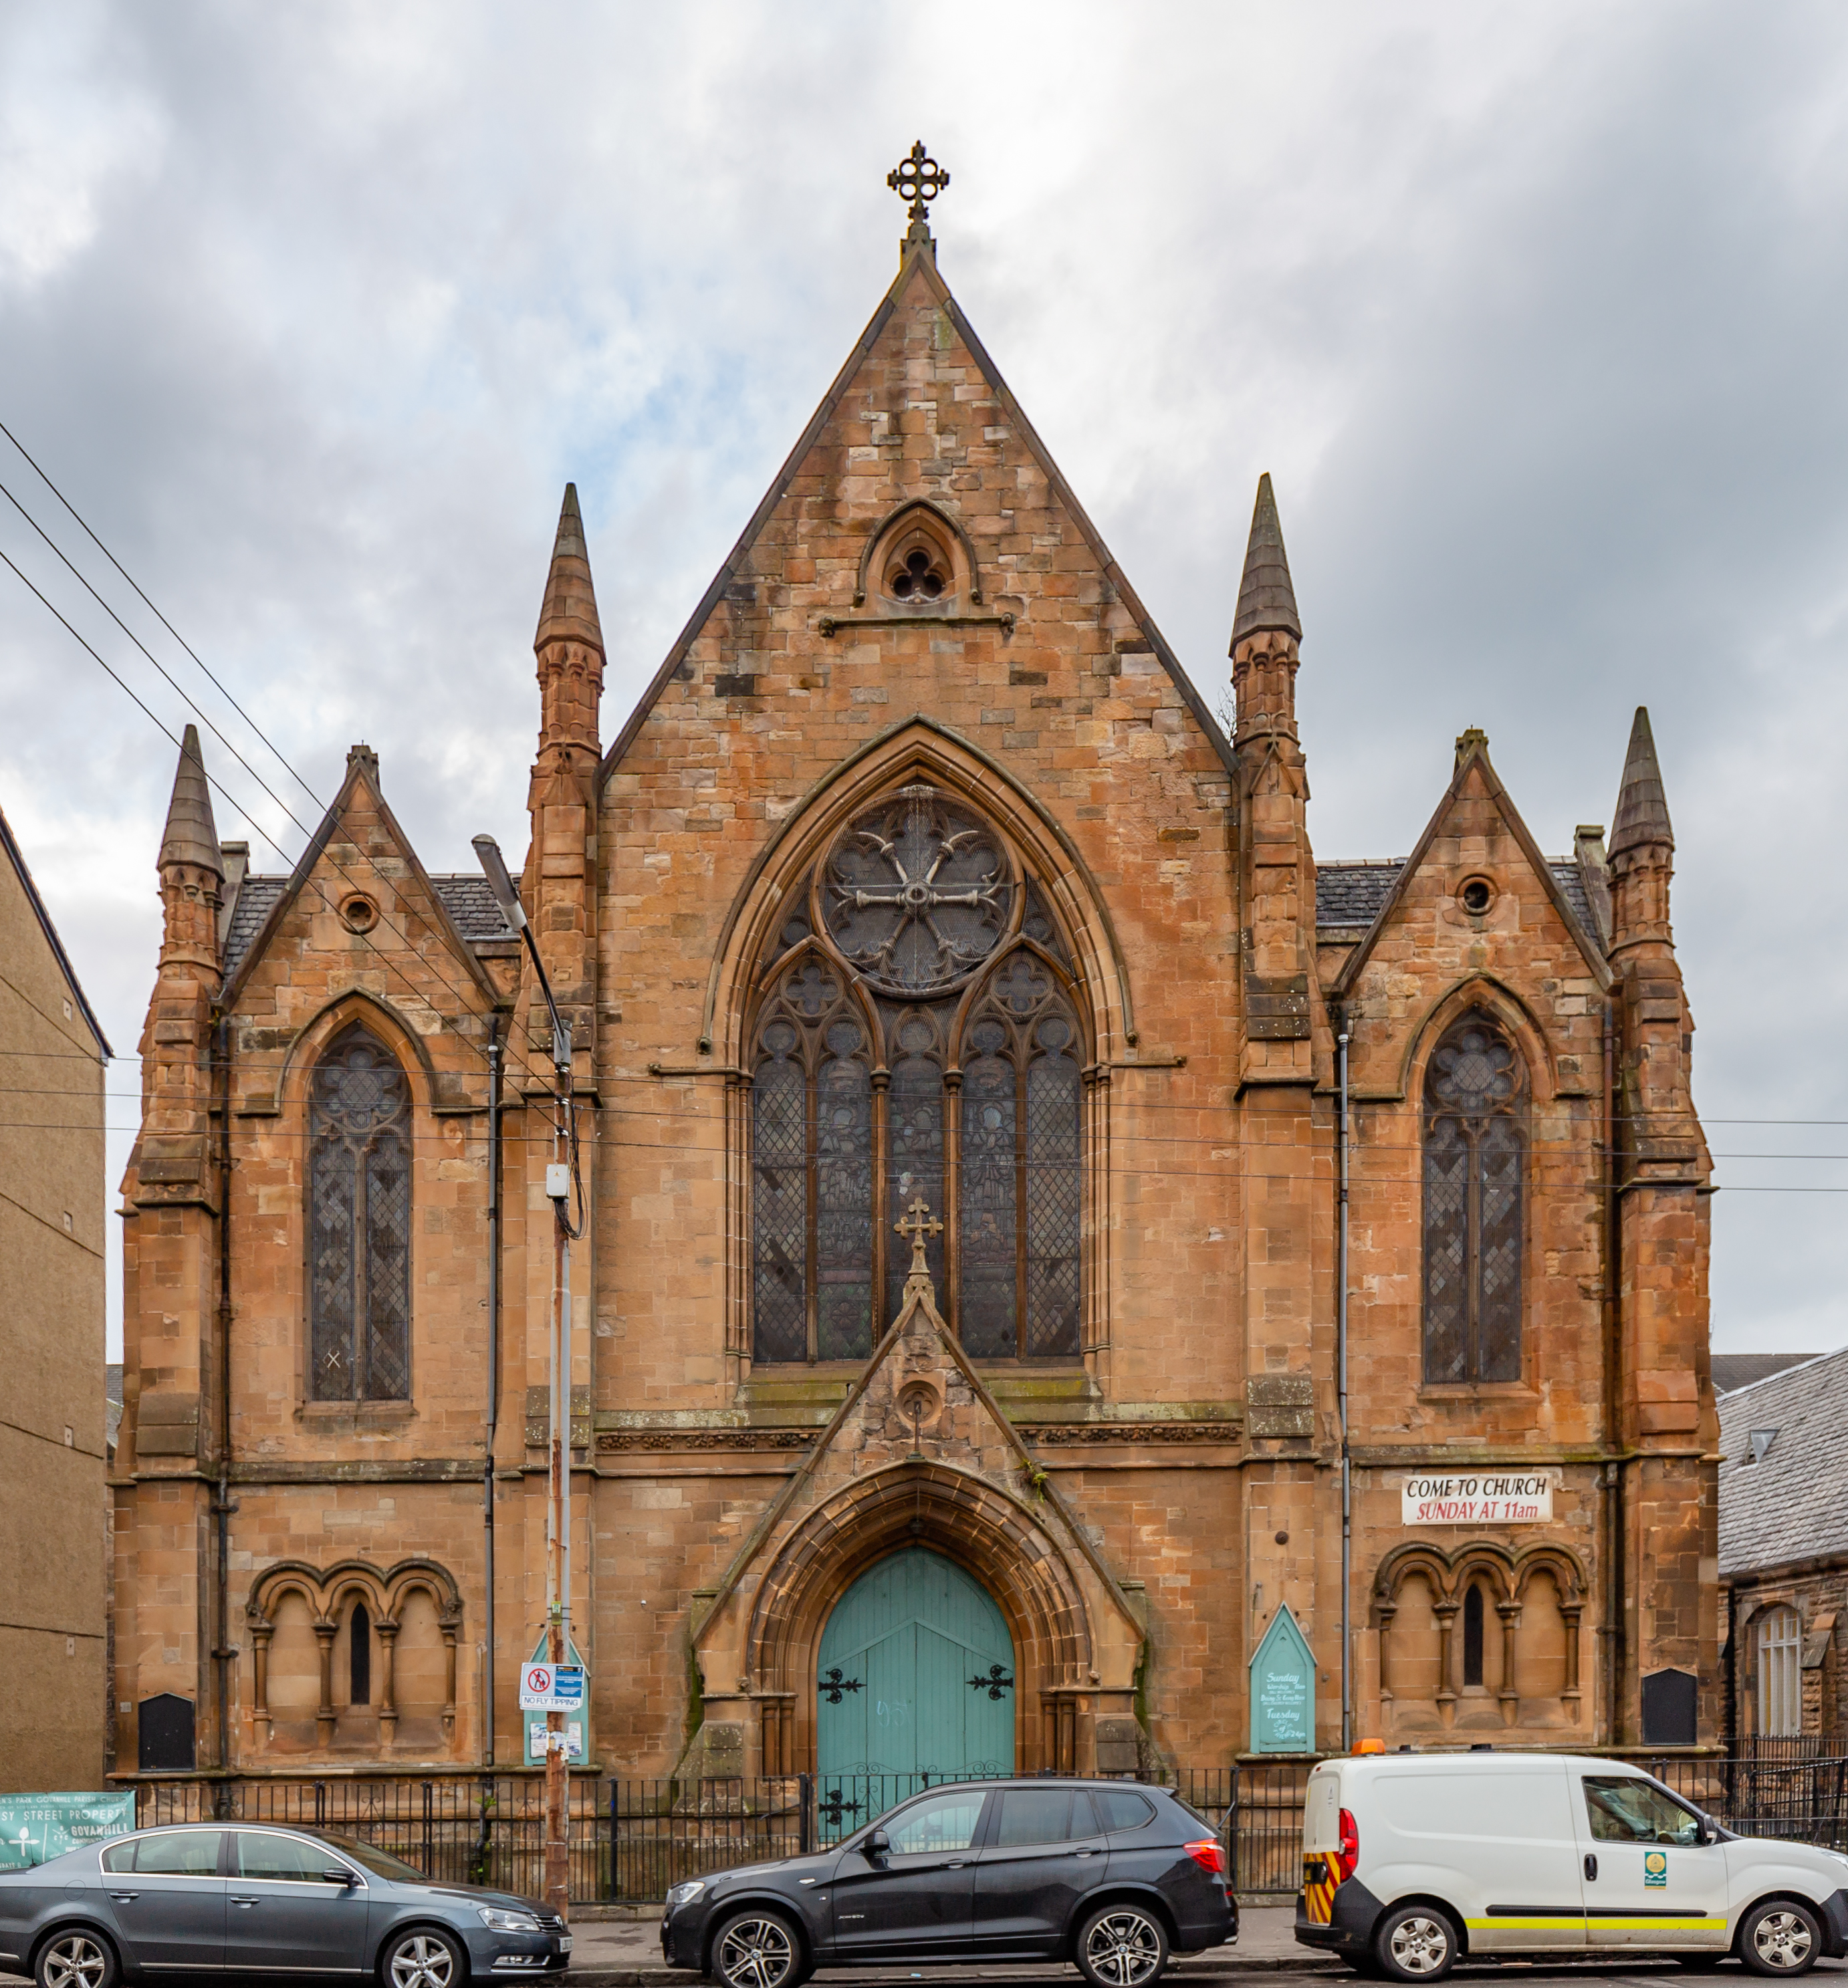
{"left": 158, "top": 723, "right": 223, "bottom": 879}
{"left": 534, "top": 483, "right": 604, "bottom": 660}
{"left": 1609, "top": 706, "right": 1674, "bottom": 858}
{"left": 1230, "top": 473, "right": 1302, "bottom": 651}
{"left": 525, "top": 483, "right": 605, "bottom": 1067}
{"left": 1230, "top": 473, "right": 1304, "bottom": 753}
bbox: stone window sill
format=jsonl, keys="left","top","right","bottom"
{"left": 1417, "top": 1382, "right": 1540, "bottom": 1403}
{"left": 296, "top": 1400, "right": 419, "bottom": 1425}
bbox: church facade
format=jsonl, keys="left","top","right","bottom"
{"left": 113, "top": 197, "right": 1718, "bottom": 1790}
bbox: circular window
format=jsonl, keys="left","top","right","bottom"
{"left": 822, "top": 785, "right": 1012, "bottom": 995}
{"left": 341, "top": 894, "right": 379, "bottom": 933}
{"left": 1458, "top": 877, "right": 1494, "bottom": 916}
{"left": 888, "top": 545, "right": 947, "bottom": 601}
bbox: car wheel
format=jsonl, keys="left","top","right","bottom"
{"left": 710, "top": 1910, "right": 805, "bottom": 1988}
{"left": 35, "top": 1931, "right": 116, "bottom": 1988}
{"left": 380, "top": 1927, "right": 467, "bottom": 1988}
{"left": 1076, "top": 1903, "right": 1169, "bottom": 1988}
{"left": 1741, "top": 1900, "right": 1823, "bottom": 1978}
{"left": 1373, "top": 1904, "right": 1458, "bottom": 1983}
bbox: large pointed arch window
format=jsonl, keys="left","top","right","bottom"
{"left": 1421, "top": 1011, "right": 1525, "bottom": 1384}
{"left": 748, "top": 783, "right": 1084, "bottom": 1364}
{"left": 308, "top": 1023, "right": 413, "bottom": 1400}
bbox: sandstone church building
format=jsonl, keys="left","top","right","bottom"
{"left": 114, "top": 166, "right": 1718, "bottom": 1795}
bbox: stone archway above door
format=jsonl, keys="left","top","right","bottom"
{"left": 685, "top": 1257, "right": 1145, "bottom": 1781}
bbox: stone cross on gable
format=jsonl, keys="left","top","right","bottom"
{"left": 894, "top": 1195, "right": 943, "bottom": 1279}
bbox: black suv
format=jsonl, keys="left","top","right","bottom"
{"left": 660, "top": 1778, "right": 1235, "bottom": 1987}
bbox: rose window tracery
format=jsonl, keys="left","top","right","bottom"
{"left": 750, "top": 785, "right": 1082, "bottom": 1366}
{"left": 822, "top": 785, "right": 1012, "bottom": 995}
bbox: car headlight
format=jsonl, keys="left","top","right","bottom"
{"left": 479, "top": 1907, "right": 543, "bottom": 1933}
{"left": 666, "top": 1880, "right": 707, "bottom": 1908}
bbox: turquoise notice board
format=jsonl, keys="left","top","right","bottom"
{"left": 1249, "top": 1604, "right": 1315, "bottom": 1753}
{"left": 0, "top": 1793, "right": 136, "bottom": 1870}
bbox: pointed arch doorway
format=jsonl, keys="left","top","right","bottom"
{"left": 816, "top": 1549, "right": 1014, "bottom": 1777}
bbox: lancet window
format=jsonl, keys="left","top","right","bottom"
{"left": 748, "top": 783, "right": 1084, "bottom": 1364}
{"left": 308, "top": 1023, "right": 413, "bottom": 1400}
{"left": 1421, "top": 1010, "right": 1526, "bottom": 1384}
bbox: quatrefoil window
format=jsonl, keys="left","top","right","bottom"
{"left": 889, "top": 545, "right": 947, "bottom": 601}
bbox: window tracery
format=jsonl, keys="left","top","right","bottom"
{"left": 1422, "top": 1010, "right": 1526, "bottom": 1384}
{"left": 308, "top": 1023, "right": 412, "bottom": 1400}
{"left": 748, "top": 785, "right": 1084, "bottom": 1366}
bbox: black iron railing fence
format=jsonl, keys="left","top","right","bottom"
{"left": 134, "top": 1773, "right": 608, "bottom": 1902}
{"left": 130, "top": 1744, "right": 1848, "bottom": 1904}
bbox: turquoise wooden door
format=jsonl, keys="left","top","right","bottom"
{"left": 817, "top": 1549, "right": 1014, "bottom": 1775}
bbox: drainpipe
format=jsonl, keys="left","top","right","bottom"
{"left": 1603, "top": 995, "right": 1625, "bottom": 1744}
{"left": 213, "top": 1015, "right": 234, "bottom": 1793}
{"left": 484, "top": 1017, "right": 502, "bottom": 1767}
{"left": 1337, "top": 1023, "right": 1352, "bottom": 1753}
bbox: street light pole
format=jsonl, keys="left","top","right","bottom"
{"left": 475, "top": 835, "right": 578, "bottom": 1918}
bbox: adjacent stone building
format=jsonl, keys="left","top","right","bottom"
{"left": 111, "top": 194, "right": 1718, "bottom": 1789}
{"left": 1, "top": 801, "right": 110, "bottom": 1792}
{"left": 1719, "top": 1348, "right": 1848, "bottom": 1742}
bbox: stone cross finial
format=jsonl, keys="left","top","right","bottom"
{"left": 894, "top": 1195, "right": 943, "bottom": 1277}
{"left": 888, "top": 142, "right": 949, "bottom": 228}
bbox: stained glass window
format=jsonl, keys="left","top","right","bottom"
{"left": 750, "top": 961, "right": 875, "bottom": 1362}
{"left": 1421, "top": 1012, "right": 1524, "bottom": 1384}
{"left": 308, "top": 1024, "right": 411, "bottom": 1400}
{"left": 749, "top": 787, "right": 1085, "bottom": 1364}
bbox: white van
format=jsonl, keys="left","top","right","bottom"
{"left": 1296, "top": 1751, "right": 1848, "bottom": 1979}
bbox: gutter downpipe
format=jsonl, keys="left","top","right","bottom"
{"left": 1603, "top": 995, "right": 1625, "bottom": 1745}
{"left": 484, "top": 1017, "right": 502, "bottom": 1769}
{"left": 213, "top": 1013, "right": 233, "bottom": 1799}
{"left": 1337, "top": 1023, "right": 1352, "bottom": 1753}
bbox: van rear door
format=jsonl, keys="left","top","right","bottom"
{"left": 1371, "top": 1759, "right": 1586, "bottom": 1953}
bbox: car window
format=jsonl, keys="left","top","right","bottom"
{"left": 110, "top": 1830, "right": 223, "bottom": 1876}
{"left": 310, "top": 1833, "right": 425, "bottom": 1883}
{"left": 1094, "top": 1791, "right": 1155, "bottom": 1834}
{"left": 993, "top": 1791, "right": 1075, "bottom": 1847}
{"left": 1583, "top": 1777, "right": 1704, "bottom": 1846}
{"left": 885, "top": 1793, "right": 986, "bottom": 1856}
{"left": 236, "top": 1833, "right": 348, "bottom": 1882}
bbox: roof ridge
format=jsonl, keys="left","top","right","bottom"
{"left": 1719, "top": 1343, "right": 1848, "bottom": 1402}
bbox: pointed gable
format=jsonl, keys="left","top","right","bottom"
{"left": 1333, "top": 732, "right": 1611, "bottom": 1007}
{"left": 219, "top": 744, "right": 504, "bottom": 1024}
{"left": 602, "top": 241, "right": 1233, "bottom": 779}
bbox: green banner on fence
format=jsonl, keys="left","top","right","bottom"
{"left": 0, "top": 1793, "right": 137, "bottom": 1870}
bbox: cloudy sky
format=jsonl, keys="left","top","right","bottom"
{"left": 2, "top": 1, "right": 1843, "bottom": 1356}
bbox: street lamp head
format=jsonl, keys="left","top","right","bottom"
{"left": 472, "top": 834, "right": 529, "bottom": 933}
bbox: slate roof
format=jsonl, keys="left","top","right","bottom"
{"left": 1718, "top": 1346, "right": 1848, "bottom": 1579}
{"left": 1714, "top": 1352, "right": 1811, "bottom": 1396}
{"left": 221, "top": 875, "right": 515, "bottom": 981}
{"left": 1314, "top": 858, "right": 1599, "bottom": 945}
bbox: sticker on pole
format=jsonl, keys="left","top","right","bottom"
{"left": 519, "top": 1662, "right": 585, "bottom": 1711}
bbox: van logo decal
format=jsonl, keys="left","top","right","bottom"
{"left": 1643, "top": 1851, "right": 1668, "bottom": 1888}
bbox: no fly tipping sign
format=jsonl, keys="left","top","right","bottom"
{"left": 519, "top": 1662, "right": 585, "bottom": 1711}
{"left": 1402, "top": 1472, "right": 1554, "bottom": 1524}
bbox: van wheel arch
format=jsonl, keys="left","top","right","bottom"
{"left": 1734, "top": 1894, "right": 1827, "bottom": 1959}
{"left": 1382, "top": 1896, "right": 1470, "bottom": 1957}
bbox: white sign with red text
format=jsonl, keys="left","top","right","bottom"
{"left": 1401, "top": 1472, "right": 1554, "bottom": 1525}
